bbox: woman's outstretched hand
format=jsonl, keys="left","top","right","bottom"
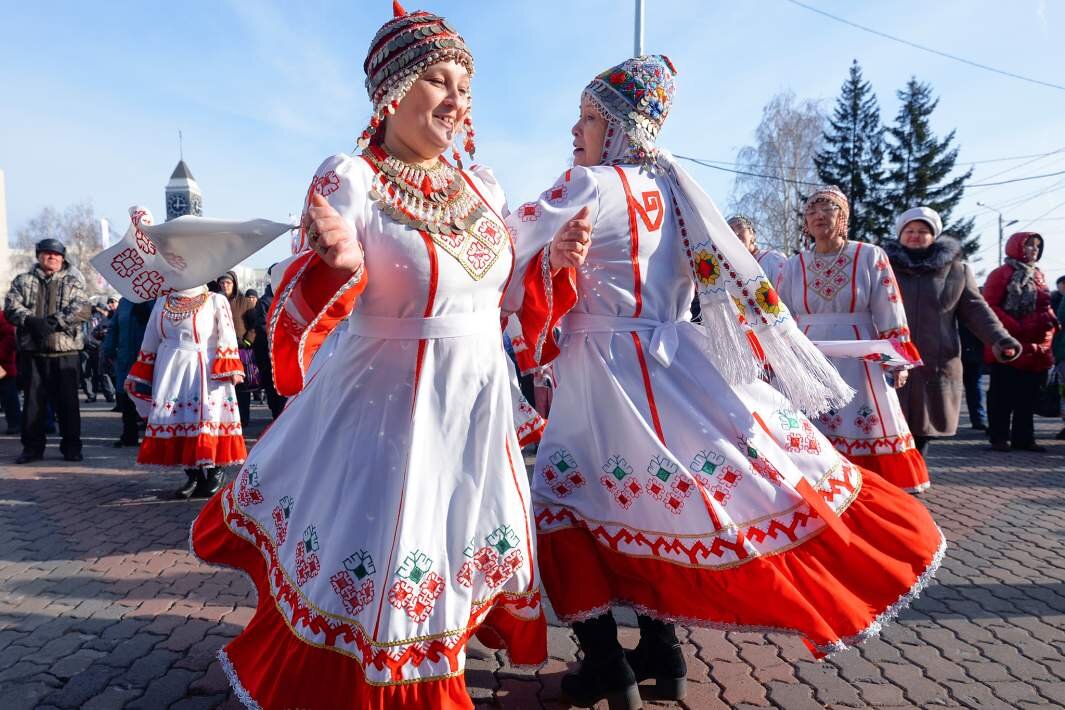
{"left": 549, "top": 206, "right": 593, "bottom": 272}
{"left": 306, "top": 192, "right": 364, "bottom": 273}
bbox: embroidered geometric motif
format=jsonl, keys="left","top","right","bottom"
{"left": 645, "top": 457, "right": 685, "bottom": 514}
{"left": 808, "top": 250, "right": 852, "bottom": 301}
{"left": 330, "top": 550, "right": 376, "bottom": 616}
{"left": 518, "top": 203, "right": 542, "bottom": 222}
{"left": 601, "top": 456, "right": 640, "bottom": 508}
{"left": 542, "top": 450, "right": 586, "bottom": 498}
{"left": 738, "top": 436, "right": 784, "bottom": 485}
{"left": 544, "top": 184, "right": 568, "bottom": 205}
{"left": 312, "top": 170, "right": 340, "bottom": 197}
{"left": 390, "top": 550, "right": 444, "bottom": 622}
{"left": 819, "top": 410, "right": 843, "bottom": 432}
{"left": 272, "top": 496, "right": 293, "bottom": 544}
{"left": 131, "top": 270, "right": 166, "bottom": 299}
{"left": 487, "top": 524, "right": 519, "bottom": 556}
{"left": 294, "top": 525, "right": 321, "bottom": 586}
{"left": 775, "top": 409, "right": 821, "bottom": 454}
{"left": 110, "top": 248, "right": 144, "bottom": 278}
{"left": 456, "top": 526, "right": 525, "bottom": 589}
{"left": 854, "top": 405, "right": 880, "bottom": 434}
{"left": 236, "top": 464, "right": 263, "bottom": 507}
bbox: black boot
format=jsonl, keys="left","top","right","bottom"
{"left": 626, "top": 615, "right": 687, "bottom": 700}
{"left": 561, "top": 613, "right": 642, "bottom": 709}
{"left": 193, "top": 467, "right": 225, "bottom": 498}
{"left": 175, "top": 469, "right": 202, "bottom": 499}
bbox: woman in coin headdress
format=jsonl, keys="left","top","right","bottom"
{"left": 189, "top": 4, "right": 595, "bottom": 707}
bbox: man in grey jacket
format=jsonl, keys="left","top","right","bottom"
{"left": 4, "top": 238, "right": 90, "bottom": 463}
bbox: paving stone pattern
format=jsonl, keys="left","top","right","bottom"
{"left": 1, "top": 401, "right": 1063, "bottom": 708}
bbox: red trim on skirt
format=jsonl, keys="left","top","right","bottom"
{"left": 536, "top": 469, "right": 941, "bottom": 652}
{"left": 191, "top": 490, "right": 546, "bottom": 709}
{"left": 137, "top": 433, "right": 247, "bottom": 467}
{"left": 847, "top": 447, "right": 929, "bottom": 492}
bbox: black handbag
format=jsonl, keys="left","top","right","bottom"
{"left": 1035, "top": 370, "right": 1062, "bottom": 418}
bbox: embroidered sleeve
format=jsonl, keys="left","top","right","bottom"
{"left": 268, "top": 156, "right": 372, "bottom": 396}
{"left": 268, "top": 252, "right": 367, "bottom": 397}
{"left": 210, "top": 296, "right": 245, "bottom": 380}
{"left": 869, "top": 246, "right": 910, "bottom": 340}
{"left": 125, "top": 300, "right": 163, "bottom": 398}
{"left": 502, "top": 167, "right": 599, "bottom": 370}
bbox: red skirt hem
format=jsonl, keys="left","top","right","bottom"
{"left": 848, "top": 447, "right": 929, "bottom": 492}
{"left": 191, "top": 490, "right": 545, "bottom": 709}
{"left": 536, "top": 469, "right": 943, "bottom": 655}
{"left": 137, "top": 433, "right": 247, "bottom": 468}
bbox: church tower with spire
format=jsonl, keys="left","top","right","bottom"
{"left": 165, "top": 160, "right": 203, "bottom": 221}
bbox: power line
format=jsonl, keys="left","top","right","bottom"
{"left": 968, "top": 148, "right": 1065, "bottom": 189}
{"left": 680, "top": 147, "right": 1065, "bottom": 174}
{"left": 783, "top": 0, "right": 1065, "bottom": 92}
{"left": 1016, "top": 197, "right": 1065, "bottom": 232}
{"left": 968, "top": 169, "right": 1065, "bottom": 188}
{"left": 680, "top": 152, "right": 1065, "bottom": 189}
{"left": 675, "top": 154, "right": 827, "bottom": 187}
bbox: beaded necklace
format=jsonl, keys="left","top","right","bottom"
{"left": 163, "top": 292, "right": 208, "bottom": 323}
{"left": 364, "top": 146, "right": 485, "bottom": 237}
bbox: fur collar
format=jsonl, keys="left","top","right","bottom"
{"left": 883, "top": 236, "right": 962, "bottom": 273}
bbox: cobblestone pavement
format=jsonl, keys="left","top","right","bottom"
{"left": 1, "top": 400, "right": 1064, "bottom": 709}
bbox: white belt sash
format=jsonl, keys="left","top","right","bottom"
{"left": 794, "top": 312, "right": 874, "bottom": 328}
{"left": 564, "top": 313, "right": 694, "bottom": 367}
{"left": 345, "top": 310, "right": 502, "bottom": 340}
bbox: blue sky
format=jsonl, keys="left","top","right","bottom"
{"left": 1, "top": 0, "right": 1063, "bottom": 279}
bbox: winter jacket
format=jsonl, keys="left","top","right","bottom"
{"left": 1053, "top": 296, "right": 1065, "bottom": 364}
{"left": 981, "top": 232, "right": 1059, "bottom": 372}
{"left": 220, "top": 270, "right": 255, "bottom": 347}
{"left": 4, "top": 262, "right": 89, "bottom": 355}
{"left": 102, "top": 298, "right": 154, "bottom": 391}
{"left": 0, "top": 312, "right": 17, "bottom": 377}
{"left": 886, "top": 237, "right": 1019, "bottom": 437}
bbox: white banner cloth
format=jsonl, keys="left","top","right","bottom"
{"left": 91, "top": 206, "right": 294, "bottom": 302}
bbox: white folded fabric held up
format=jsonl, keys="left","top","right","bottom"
{"left": 91, "top": 206, "right": 295, "bottom": 302}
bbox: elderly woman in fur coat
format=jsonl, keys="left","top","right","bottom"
{"left": 885, "top": 207, "right": 1020, "bottom": 457}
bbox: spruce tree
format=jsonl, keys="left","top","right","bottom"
{"left": 885, "top": 78, "right": 976, "bottom": 254}
{"left": 814, "top": 60, "right": 892, "bottom": 243}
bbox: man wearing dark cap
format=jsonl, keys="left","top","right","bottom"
{"left": 4, "top": 238, "right": 90, "bottom": 463}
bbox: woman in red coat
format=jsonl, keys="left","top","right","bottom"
{"left": 982, "top": 232, "right": 1060, "bottom": 452}
{"left": 0, "top": 312, "right": 20, "bottom": 434}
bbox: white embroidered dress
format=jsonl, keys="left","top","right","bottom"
{"left": 127, "top": 288, "right": 246, "bottom": 468}
{"left": 506, "top": 165, "right": 943, "bottom": 653}
{"left": 777, "top": 243, "right": 930, "bottom": 492}
{"left": 191, "top": 153, "right": 545, "bottom": 708}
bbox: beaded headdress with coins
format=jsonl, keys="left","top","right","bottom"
{"left": 358, "top": 1, "right": 476, "bottom": 163}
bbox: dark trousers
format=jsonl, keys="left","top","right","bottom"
{"left": 0, "top": 377, "right": 21, "bottom": 431}
{"left": 264, "top": 379, "right": 287, "bottom": 420}
{"left": 236, "top": 387, "right": 251, "bottom": 428}
{"left": 81, "top": 349, "right": 115, "bottom": 400}
{"left": 116, "top": 391, "right": 141, "bottom": 444}
{"left": 987, "top": 364, "right": 1042, "bottom": 447}
{"left": 20, "top": 353, "right": 82, "bottom": 456}
{"left": 962, "top": 361, "right": 986, "bottom": 426}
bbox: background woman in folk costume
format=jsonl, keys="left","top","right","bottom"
{"left": 189, "top": 4, "right": 595, "bottom": 708}
{"left": 125, "top": 285, "right": 246, "bottom": 498}
{"left": 777, "top": 188, "right": 932, "bottom": 493}
{"left": 506, "top": 55, "right": 944, "bottom": 710}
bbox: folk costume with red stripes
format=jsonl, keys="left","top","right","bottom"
{"left": 191, "top": 5, "right": 549, "bottom": 709}
{"left": 778, "top": 187, "right": 932, "bottom": 493}
{"left": 126, "top": 286, "right": 246, "bottom": 468}
{"left": 508, "top": 56, "right": 945, "bottom": 661}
